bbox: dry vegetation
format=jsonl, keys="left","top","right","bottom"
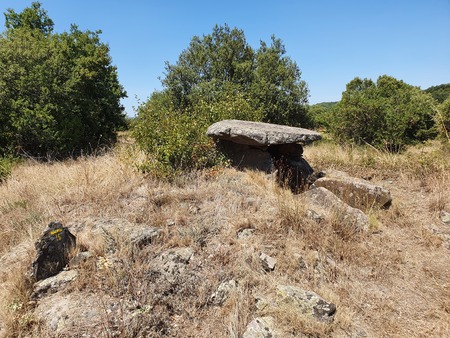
{"left": 0, "top": 140, "right": 449, "bottom": 337}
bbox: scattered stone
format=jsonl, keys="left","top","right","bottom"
{"left": 440, "top": 211, "right": 450, "bottom": 226}
{"left": 300, "top": 187, "right": 370, "bottom": 231}
{"left": 276, "top": 285, "right": 336, "bottom": 322}
{"left": 210, "top": 279, "right": 238, "bottom": 305}
{"left": 34, "top": 291, "right": 125, "bottom": 336}
{"left": 166, "top": 219, "right": 176, "bottom": 227}
{"left": 32, "top": 270, "right": 78, "bottom": 299}
{"left": 130, "top": 227, "right": 161, "bottom": 249}
{"left": 242, "top": 316, "right": 278, "bottom": 338}
{"left": 259, "top": 252, "right": 276, "bottom": 271}
{"left": 306, "top": 208, "right": 325, "bottom": 223}
{"left": 313, "top": 170, "right": 392, "bottom": 210}
{"left": 69, "top": 251, "right": 93, "bottom": 268}
{"left": 32, "top": 222, "right": 76, "bottom": 281}
{"left": 155, "top": 247, "right": 194, "bottom": 282}
{"left": 237, "top": 228, "right": 255, "bottom": 239}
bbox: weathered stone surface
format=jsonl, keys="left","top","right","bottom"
{"left": 129, "top": 227, "right": 161, "bottom": 249}
{"left": 276, "top": 285, "right": 336, "bottom": 322}
{"left": 210, "top": 279, "right": 238, "bottom": 305}
{"left": 274, "top": 156, "right": 315, "bottom": 192}
{"left": 34, "top": 291, "right": 125, "bottom": 336}
{"left": 217, "top": 139, "right": 274, "bottom": 172}
{"left": 259, "top": 252, "right": 277, "bottom": 271}
{"left": 206, "top": 120, "right": 322, "bottom": 146}
{"left": 300, "top": 187, "right": 370, "bottom": 231}
{"left": 440, "top": 210, "right": 450, "bottom": 226}
{"left": 32, "top": 270, "right": 78, "bottom": 299}
{"left": 242, "top": 316, "right": 278, "bottom": 338}
{"left": 32, "top": 222, "right": 76, "bottom": 281}
{"left": 313, "top": 170, "right": 392, "bottom": 210}
{"left": 207, "top": 120, "right": 322, "bottom": 190}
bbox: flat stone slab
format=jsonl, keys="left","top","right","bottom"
{"left": 313, "top": 170, "right": 392, "bottom": 210}
{"left": 206, "top": 120, "right": 322, "bottom": 146}
{"left": 299, "top": 187, "right": 370, "bottom": 231}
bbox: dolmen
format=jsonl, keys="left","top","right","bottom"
{"left": 206, "top": 120, "right": 322, "bottom": 192}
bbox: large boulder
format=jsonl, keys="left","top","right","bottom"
{"left": 299, "top": 187, "right": 370, "bottom": 231}
{"left": 206, "top": 120, "right": 322, "bottom": 146}
{"left": 313, "top": 170, "right": 392, "bottom": 210}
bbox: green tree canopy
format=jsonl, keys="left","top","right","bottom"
{"left": 329, "top": 75, "right": 436, "bottom": 150}
{"left": 0, "top": 2, "right": 126, "bottom": 158}
{"left": 425, "top": 83, "right": 450, "bottom": 104}
{"left": 161, "top": 24, "right": 309, "bottom": 127}
{"left": 4, "top": 1, "right": 54, "bottom": 35}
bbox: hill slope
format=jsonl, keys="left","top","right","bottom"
{"left": 0, "top": 142, "right": 449, "bottom": 337}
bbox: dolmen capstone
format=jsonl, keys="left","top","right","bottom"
{"left": 206, "top": 120, "right": 322, "bottom": 192}
{"left": 32, "top": 222, "right": 76, "bottom": 281}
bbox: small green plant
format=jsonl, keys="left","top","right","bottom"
{"left": 0, "top": 156, "right": 15, "bottom": 181}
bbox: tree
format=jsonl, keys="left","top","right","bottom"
{"left": 161, "top": 24, "right": 309, "bottom": 126}
{"left": 329, "top": 75, "right": 436, "bottom": 150}
{"left": 0, "top": 3, "right": 126, "bottom": 158}
{"left": 4, "top": 1, "right": 54, "bottom": 35}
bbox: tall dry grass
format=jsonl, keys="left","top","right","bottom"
{"left": 0, "top": 140, "right": 449, "bottom": 337}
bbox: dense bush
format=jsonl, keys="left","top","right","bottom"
{"left": 0, "top": 156, "right": 15, "bottom": 182}
{"left": 0, "top": 2, "right": 126, "bottom": 159}
{"left": 435, "top": 97, "right": 450, "bottom": 142}
{"left": 329, "top": 75, "right": 436, "bottom": 150}
{"left": 425, "top": 83, "right": 450, "bottom": 104}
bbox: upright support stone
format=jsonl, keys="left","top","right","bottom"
{"left": 32, "top": 222, "right": 76, "bottom": 281}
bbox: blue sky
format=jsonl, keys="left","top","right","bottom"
{"left": 1, "top": 0, "right": 449, "bottom": 116}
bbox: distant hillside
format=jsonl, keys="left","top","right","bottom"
{"left": 314, "top": 101, "right": 338, "bottom": 109}
{"left": 425, "top": 83, "right": 450, "bottom": 103}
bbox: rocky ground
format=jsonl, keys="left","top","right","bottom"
{"left": 0, "top": 141, "right": 449, "bottom": 337}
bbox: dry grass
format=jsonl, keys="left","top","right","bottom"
{"left": 0, "top": 140, "right": 449, "bottom": 337}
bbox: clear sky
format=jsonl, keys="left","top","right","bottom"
{"left": 1, "top": 0, "right": 449, "bottom": 116}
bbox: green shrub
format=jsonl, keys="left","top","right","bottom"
{"left": 435, "top": 97, "right": 450, "bottom": 142}
{"left": 0, "top": 157, "right": 15, "bottom": 182}
{"left": 329, "top": 75, "right": 437, "bottom": 150}
{"left": 132, "top": 88, "right": 262, "bottom": 177}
